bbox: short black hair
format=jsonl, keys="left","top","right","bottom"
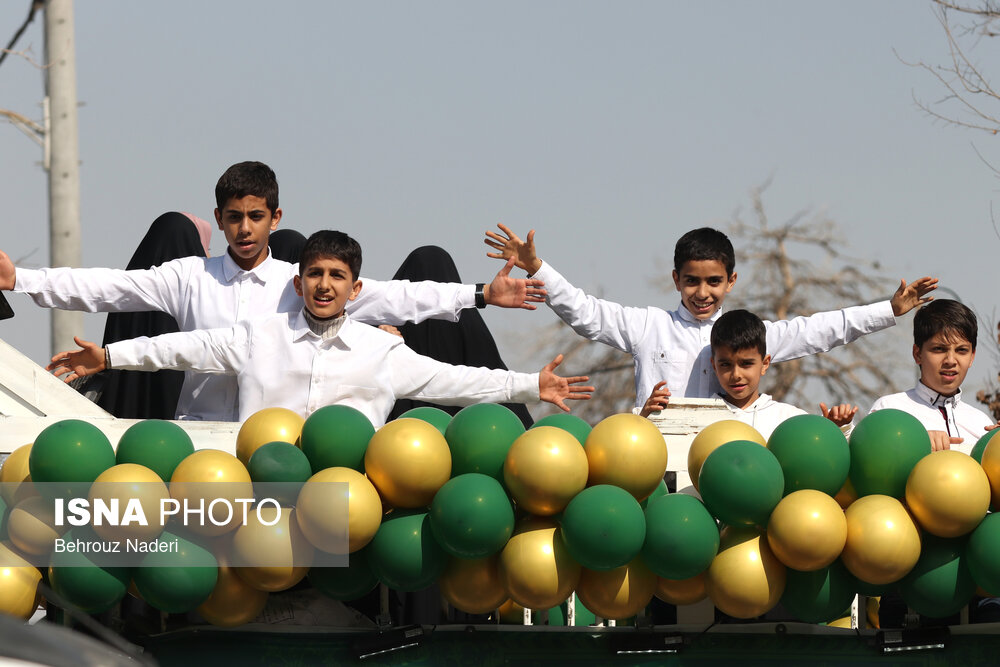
{"left": 215, "top": 161, "right": 279, "bottom": 214}
{"left": 711, "top": 309, "right": 767, "bottom": 357}
{"left": 674, "top": 227, "right": 735, "bottom": 276}
{"left": 913, "top": 299, "right": 977, "bottom": 350}
{"left": 299, "top": 230, "right": 362, "bottom": 282}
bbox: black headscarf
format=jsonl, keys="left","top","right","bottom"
{"left": 268, "top": 229, "right": 307, "bottom": 264}
{"left": 386, "top": 245, "right": 533, "bottom": 428}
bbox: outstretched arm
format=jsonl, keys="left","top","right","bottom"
{"left": 484, "top": 224, "right": 544, "bottom": 275}
{"left": 0, "top": 251, "right": 14, "bottom": 291}
{"left": 640, "top": 381, "right": 671, "bottom": 418}
{"left": 890, "top": 277, "right": 938, "bottom": 317}
{"left": 483, "top": 256, "right": 547, "bottom": 310}
{"left": 820, "top": 402, "right": 859, "bottom": 428}
{"left": 538, "top": 354, "right": 595, "bottom": 412}
{"left": 47, "top": 336, "right": 107, "bottom": 383}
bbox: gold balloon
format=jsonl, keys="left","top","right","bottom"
{"left": 503, "top": 427, "right": 589, "bottom": 516}
{"left": 834, "top": 477, "right": 858, "bottom": 509}
{"left": 705, "top": 525, "right": 786, "bottom": 619}
{"left": 8, "top": 495, "right": 65, "bottom": 556}
{"left": 981, "top": 431, "right": 1000, "bottom": 507}
{"left": 236, "top": 407, "right": 304, "bottom": 465}
{"left": 866, "top": 596, "right": 881, "bottom": 629}
{"left": 232, "top": 506, "right": 313, "bottom": 592}
{"left": 687, "top": 420, "right": 766, "bottom": 492}
{"left": 841, "top": 494, "right": 921, "bottom": 585}
{"left": 498, "top": 516, "right": 581, "bottom": 610}
{"left": 498, "top": 598, "right": 527, "bottom": 624}
{"left": 364, "top": 419, "right": 451, "bottom": 508}
{"left": 169, "top": 449, "right": 254, "bottom": 537}
{"left": 905, "top": 450, "right": 990, "bottom": 537}
{"left": 828, "top": 616, "right": 853, "bottom": 628}
{"left": 0, "top": 444, "right": 34, "bottom": 506}
{"left": 576, "top": 558, "right": 656, "bottom": 620}
{"left": 196, "top": 564, "right": 269, "bottom": 627}
{"left": 88, "top": 463, "right": 169, "bottom": 543}
{"left": 655, "top": 573, "right": 708, "bottom": 606}
{"left": 439, "top": 555, "right": 508, "bottom": 615}
{"left": 766, "top": 490, "right": 846, "bottom": 571}
{"left": 0, "top": 541, "right": 41, "bottom": 619}
{"left": 296, "top": 467, "right": 381, "bottom": 553}
{"left": 585, "top": 414, "right": 667, "bottom": 501}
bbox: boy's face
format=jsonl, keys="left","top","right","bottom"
{"left": 293, "top": 257, "right": 362, "bottom": 319}
{"left": 214, "top": 195, "right": 282, "bottom": 271}
{"left": 913, "top": 331, "right": 975, "bottom": 397}
{"left": 672, "top": 260, "right": 736, "bottom": 320}
{"left": 711, "top": 345, "right": 770, "bottom": 409}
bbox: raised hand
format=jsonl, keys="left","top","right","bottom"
{"left": 538, "top": 353, "right": 594, "bottom": 412}
{"left": 484, "top": 223, "right": 543, "bottom": 275}
{"left": 640, "top": 380, "right": 671, "bottom": 418}
{"left": 484, "top": 256, "right": 547, "bottom": 310}
{"left": 890, "top": 276, "right": 938, "bottom": 317}
{"left": 0, "top": 250, "right": 15, "bottom": 291}
{"left": 46, "top": 336, "right": 106, "bottom": 383}
{"left": 820, "top": 402, "right": 859, "bottom": 428}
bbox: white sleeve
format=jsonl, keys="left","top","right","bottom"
{"left": 14, "top": 260, "right": 190, "bottom": 317}
{"left": 764, "top": 301, "right": 896, "bottom": 363}
{"left": 345, "top": 277, "right": 475, "bottom": 325}
{"left": 387, "top": 343, "right": 539, "bottom": 406}
{"left": 533, "top": 261, "right": 649, "bottom": 354}
{"left": 107, "top": 324, "right": 249, "bottom": 375}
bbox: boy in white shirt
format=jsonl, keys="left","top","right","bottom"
{"left": 46, "top": 231, "right": 594, "bottom": 427}
{"left": 868, "top": 299, "right": 998, "bottom": 454}
{"left": 0, "top": 162, "right": 546, "bottom": 421}
{"left": 484, "top": 224, "right": 937, "bottom": 413}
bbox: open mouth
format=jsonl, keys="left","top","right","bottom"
{"left": 313, "top": 294, "right": 334, "bottom": 305}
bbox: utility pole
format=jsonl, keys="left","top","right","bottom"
{"left": 43, "top": 0, "right": 82, "bottom": 355}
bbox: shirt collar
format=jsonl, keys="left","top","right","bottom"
{"left": 290, "top": 309, "right": 359, "bottom": 349}
{"left": 913, "top": 381, "right": 961, "bottom": 408}
{"left": 221, "top": 247, "right": 274, "bottom": 283}
{"left": 719, "top": 392, "right": 772, "bottom": 412}
{"left": 677, "top": 302, "right": 723, "bottom": 325}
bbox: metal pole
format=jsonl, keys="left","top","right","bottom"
{"left": 44, "top": 0, "right": 82, "bottom": 355}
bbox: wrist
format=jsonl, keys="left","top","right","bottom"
{"left": 528, "top": 258, "right": 543, "bottom": 275}
{"left": 476, "top": 283, "right": 487, "bottom": 308}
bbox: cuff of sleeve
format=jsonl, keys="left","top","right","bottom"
{"left": 872, "top": 300, "right": 897, "bottom": 328}
{"left": 458, "top": 284, "right": 476, "bottom": 311}
{"left": 530, "top": 261, "right": 553, "bottom": 283}
{"left": 512, "top": 372, "right": 541, "bottom": 402}
{"left": 13, "top": 267, "right": 41, "bottom": 293}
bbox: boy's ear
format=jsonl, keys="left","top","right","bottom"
{"left": 348, "top": 279, "right": 362, "bottom": 301}
{"left": 293, "top": 274, "right": 303, "bottom": 297}
{"left": 214, "top": 208, "right": 223, "bottom": 229}
{"left": 726, "top": 272, "right": 737, "bottom": 293}
{"left": 761, "top": 353, "right": 771, "bottom": 374}
{"left": 269, "top": 207, "right": 282, "bottom": 230}
{"left": 912, "top": 344, "right": 922, "bottom": 366}
{"left": 671, "top": 270, "right": 681, "bottom": 292}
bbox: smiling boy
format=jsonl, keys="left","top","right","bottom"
{"left": 47, "top": 231, "right": 593, "bottom": 425}
{"left": 869, "top": 299, "right": 998, "bottom": 453}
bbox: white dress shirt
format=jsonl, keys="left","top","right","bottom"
{"left": 717, "top": 393, "right": 807, "bottom": 441}
{"left": 532, "top": 261, "right": 897, "bottom": 409}
{"left": 869, "top": 383, "right": 995, "bottom": 456}
{"left": 106, "top": 311, "right": 540, "bottom": 426}
{"left": 16, "top": 251, "right": 475, "bottom": 421}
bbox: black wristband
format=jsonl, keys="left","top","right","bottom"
{"left": 475, "top": 283, "right": 486, "bottom": 309}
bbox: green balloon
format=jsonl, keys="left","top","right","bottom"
{"left": 639, "top": 478, "right": 669, "bottom": 510}
{"left": 309, "top": 547, "right": 379, "bottom": 601}
{"left": 560, "top": 485, "right": 646, "bottom": 571}
{"left": 767, "top": 414, "right": 849, "bottom": 496}
{"left": 369, "top": 510, "right": 447, "bottom": 592}
{"left": 698, "top": 440, "right": 784, "bottom": 527}
{"left": 971, "top": 429, "right": 999, "bottom": 464}
{"left": 445, "top": 404, "right": 525, "bottom": 481}
{"left": 967, "top": 513, "right": 1000, "bottom": 595}
{"left": 48, "top": 528, "right": 130, "bottom": 614}
{"left": 132, "top": 531, "right": 218, "bottom": 613}
{"left": 299, "top": 405, "right": 375, "bottom": 473}
{"left": 781, "top": 561, "right": 857, "bottom": 624}
{"left": 641, "top": 494, "right": 719, "bottom": 580}
{"left": 398, "top": 407, "right": 452, "bottom": 436}
{"left": 531, "top": 414, "right": 592, "bottom": 446}
{"left": 248, "top": 441, "right": 313, "bottom": 506}
{"left": 898, "top": 534, "right": 975, "bottom": 618}
{"left": 848, "top": 409, "right": 931, "bottom": 498}
{"left": 547, "top": 595, "right": 597, "bottom": 626}
{"left": 29, "top": 419, "right": 116, "bottom": 496}
{"left": 116, "top": 420, "right": 195, "bottom": 482}
{"left": 429, "top": 473, "right": 514, "bottom": 559}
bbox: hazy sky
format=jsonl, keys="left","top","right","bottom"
{"left": 2, "top": 1, "right": 999, "bottom": 409}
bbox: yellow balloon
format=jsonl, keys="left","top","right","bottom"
{"left": 655, "top": 573, "right": 707, "bottom": 606}
{"left": 88, "top": 463, "right": 169, "bottom": 543}
{"left": 498, "top": 516, "right": 581, "bottom": 610}
{"left": 766, "top": 490, "right": 846, "bottom": 571}
{"left": 576, "top": 558, "right": 656, "bottom": 620}
{"left": 687, "top": 420, "right": 766, "bottom": 492}
{"left": 498, "top": 598, "right": 527, "bottom": 624}
{"left": 169, "top": 449, "right": 254, "bottom": 537}
{"left": 866, "top": 596, "right": 881, "bottom": 629}
{"left": 834, "top": 477, "right": 858, "bottom": 509}
{"left": 439, "top": 555, "right": 508, "bottom": 615}
{"left": 828, "top": 616, "right": 853, "bottom": 628}
{"left": 364, "top": 419, "right": 451, "bottom": 508}
{"left": 585, "top": 414, "right": 667, "bottom": 501}
{"left": 503, "top": 427, "right": 589, "bottom": 516}
{"left": 905, "top": 450, "right": 990, "bottom": 537}
{"left": 0, "top": 444, "right": 33, "bottom": 506}
{"left": 8, "top": 496, "right": 65, "bottom": 556}
{"left": 705, "top": 525, "right": 786, "bottom": 619}
{"left": 0, "top": 541, "right": 41, "bottom": 619}
{"left": 196, "top": 564, "right": 269, "bottom": 627}
{"left": 841, "top": 494, "right": 921, "bottom": 585}
{"left": 236, "top": 407, "right": 305, "bottom": 465}
{"left": 232, "top": 506, "right": 313, "bottom": 592}
{"left": 980, "top": 432, "right": 1000, "bottom": 507}
{"left": 296, "top": 467, "right": 381, "bottom": 553}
